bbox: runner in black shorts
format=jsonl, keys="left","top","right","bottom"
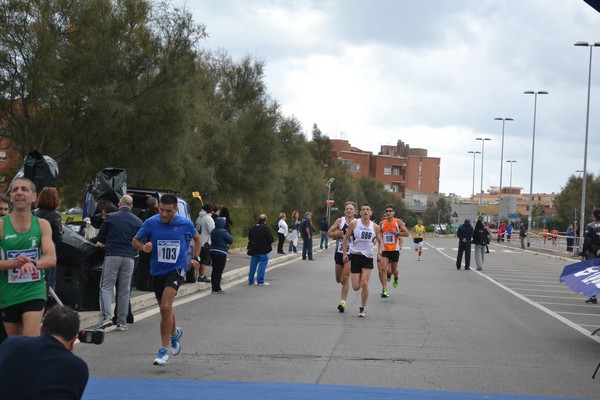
{"left": 133, "top": 194, "right": 202, "bottom": 366}
{"left": 342, "top": 203, "right": 382, "bottom": 318}
{"left": 327, "top": 201, "right": 357, "bottom": 313}
{"left": 0, "top": 299, "right": 46, "bottom": 323}
{"left": 152, "top": 269, "right": 186, "bottom": 302}
{"left": 379, "top": 205, "right": 409, "bottom": 297}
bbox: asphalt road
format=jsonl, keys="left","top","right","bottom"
{"left": 75, "top": 237, "right": 600, "bottom": 399}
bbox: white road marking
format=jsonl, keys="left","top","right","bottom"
{"left": 427, "top": 241, "right": 600, "bottom": 344}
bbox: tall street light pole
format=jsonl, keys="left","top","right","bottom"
{"left": 468, "top": 151, "right": 481, "bottom": 202}
{"left": 506, "top": 160, "right": 517, "bottom": 189}
{"left": 475, "top": 137, "right": 491, "bottom": 213}
{"left": 524, "top": 90, "right": 549, "bottom": 245}
{"left": 576, "top": 169, "right": 584, "bottom": 178}
{"left": 326, "top": 178, "right": 335, "bottom": 224}
{"left": 494, "top": 117, "right": 513, "bottom": 220}
{"left": 575, "top": 41, "right": 600, "bottom": 250}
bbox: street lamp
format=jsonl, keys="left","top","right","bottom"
{"left": 575, "top": 41, "right": 600, "bottom": 249}
{"left": 468, "top": 150, "right": 481, "bottom": 201}
{"left": 494, "top": 117, "right": 513, "bottom": 217}
{"left": 524, "top": 90, "right": 549, "bottom": 245}
{"left": 576, "top": 169, "right": 584, "bottom": 177}
{"left": 506, "top": 160, "right": 517, "bottom": 191}
{"left": 475, "top": 137, "right": 491, "bottom": 209}
{"left": 326, "top": 178, "right": 335, "bottom": 224}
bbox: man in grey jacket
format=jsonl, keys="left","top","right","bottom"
{"left": 96, "top": 195, "right": 142, "bottom": 330}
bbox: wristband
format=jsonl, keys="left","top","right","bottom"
{"left": 31, "top": 260, "right": 37, "bottom": 267}
{"left": 193, "top": 256, "right": 201, "bottom": 263}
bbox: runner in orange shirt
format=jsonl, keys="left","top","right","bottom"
{"left": 378, "top": 204, "right": 409, "bottom": 298}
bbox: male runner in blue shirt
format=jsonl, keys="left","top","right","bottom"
{"left": 133, "top": 194, "right": 202, "bottom": 366}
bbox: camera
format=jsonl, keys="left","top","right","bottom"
{"left": 78, "top": 329, "right": 104, "bottom": 345}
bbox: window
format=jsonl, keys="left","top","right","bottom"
{"left": 339, "top": 159, "right": 360, "bottom": 172}
{"left": 383, "top": 167, "right": 391, "bottom": 175}
{"left": 392, "top": 166, "right": 401, "bottom": 175}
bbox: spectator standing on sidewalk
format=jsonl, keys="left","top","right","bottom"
{"left": 472, "top": 217, "right": 488, "bottom": 271}
{"left": 33, "top": 187, "right": 63, "bottom": 294}
{"left": 219, "top": 206, "right": 234, "bottom": 233}
{"left": 456, "top": 219, "right": 473, "bottom": 270}
{"left": 137, "top": 197, "right": 158, "bottom": 291}
{"left": 580, "top": 208, "right": 600, "bottom": 304}
{"left": 276, "top": 213, "right": 287, "bottom": 254}
{"left": 247, "top": 214, "right": 274, "bottom": 285}
{"left": 505, "top": 222, "right": 513, "bottom": 242}
{"left": 210, "top": 217, "right": 233, "bottom": 293}
{"left": 196, "top": 203, "right": 214, "bottom": 283}
{"left": 484, "top": 222, "right": 491, "bottom": 253}
{"left": 95, "top": 194, "right": 142, "bottom": 331}
{"left": 288, "top": 210, "right": 300, "bottom": 253}
{"left": 301, "top": 212, "right": 314, "bottom": 260}
{"left": 566, "top": 224, "right": 575, "bottom": 253}
{"left": 519, "top": 224, "right": 527, "bottom": 250}
{"left": 319, "top": 216, "right": 329, "bottom": 250}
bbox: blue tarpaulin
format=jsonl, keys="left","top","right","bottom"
{"left": 559, "top": 258, "right": 600, "bottom": 297}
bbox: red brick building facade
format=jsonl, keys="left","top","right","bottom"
{"left": 330, "top": 139, "right": 440, "bottom": 198}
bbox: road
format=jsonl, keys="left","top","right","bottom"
{"left": 76, "top": 237, "right": 600, "bottom": 399}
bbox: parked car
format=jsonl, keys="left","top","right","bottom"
{"left": 432, "top": 224, "right": 448, "bottom": 234}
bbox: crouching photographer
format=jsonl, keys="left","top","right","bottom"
{"left": 0, "top": 306, "right": 90, "bottom": 400}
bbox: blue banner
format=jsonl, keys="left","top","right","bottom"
{"left": 559, "top": 258, "right": 600, "bottom": 297}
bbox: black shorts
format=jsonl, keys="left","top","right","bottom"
{"left": 350, "top": 254, "right": 374, "bottom": 274}
{"left": 382, "top": 250, "right": 400, "bottom": 263}
{"left": 413, "top": 238, "right": 423, "bottom": 244}
{"left": 152, "top": 269, "right": 185, "bottom": 302}
{"left": 200, "top": 244, "right": 212, "bottom": 265}
{"left": 334, "top": 252, "right": 346, "bottom": 265}
{"left": 0, "top": 299, "right": 46, "bottom": 323}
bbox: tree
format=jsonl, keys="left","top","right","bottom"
{"left": 423, "top": 197, "right": 451, "bottom": 229}
{"left": 0, "top": 0, "right": 208, "bottom": 203}
{"left": 531, "top": 203, "right": 546, "bottom": 218}
{"left": 308, "top": 123, "right": 332, "bottom": 169}
{"left": 555, "top": 173, "right": 599, "bottom": 226}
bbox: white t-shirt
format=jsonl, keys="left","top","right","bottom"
{"left": 349, "top": 220, "right": 376, "bottom": 258}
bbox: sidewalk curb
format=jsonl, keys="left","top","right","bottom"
{"left": 79, "top": 249, "right": 311, "bottom": 329}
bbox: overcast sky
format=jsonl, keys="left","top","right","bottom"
{"left": 182, "top": 0, "right": 600, "bottom": 198}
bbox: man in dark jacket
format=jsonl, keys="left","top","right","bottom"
{"left": 456, "top": 219, "right": 474, "bottom": 270}
{"left": 0, "top": 306, "right": 89, "bottom": 400}
{"left": 95, "top": 195, "right": 143, "bottom": 330}
{"left": 247, "top": 214, "right": 274, "bottom": 286}
{"left": 581, "top": 208, "right": 600, "bottom": 304}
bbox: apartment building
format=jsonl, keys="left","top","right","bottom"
{"left": 330, "top": 139, "right": 441, "bottom": 198}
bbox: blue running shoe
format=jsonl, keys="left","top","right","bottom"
{"left": 153, "top": 347, "right": 169, "bottom": 366}
{"left": 170, "top": 327, "right": 183, "bottom": 356}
